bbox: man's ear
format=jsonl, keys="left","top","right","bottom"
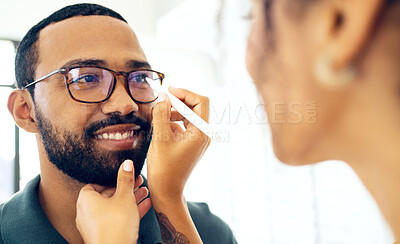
{"left": 319, "top": 0, "right": 385, "bottom": 70}
{"left": 8, "top": 90, "right": 39, "bottom": 133}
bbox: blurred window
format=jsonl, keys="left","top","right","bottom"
{"left": 0, "top": 40, "right": 17, "bottom": 202}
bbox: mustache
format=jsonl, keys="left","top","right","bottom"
{"left": 84, "top": 112, "right": 151, "bottom": 138}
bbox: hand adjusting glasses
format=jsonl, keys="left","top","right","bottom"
{"left": 24, "top": 66, "right": 165, "bottom": 104}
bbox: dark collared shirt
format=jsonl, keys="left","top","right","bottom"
{"left": 0, "top": 175, "right": 237, "bottom": 244}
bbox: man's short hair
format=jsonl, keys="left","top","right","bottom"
{"left": 15, "top": 3, "right": 127, "bottom": 99}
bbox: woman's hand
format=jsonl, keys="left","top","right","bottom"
{"left": 76, "top": 160, "right": 152, "bottom": 244}
{"left": 146, "top": 87, "right": 209, "bottom": 244}
{"left": 147, "top": 87, "right": 211, "bottom": 200}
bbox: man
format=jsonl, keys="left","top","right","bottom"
{"left": 0, "top": 3, "right": 236, "bottom": 243}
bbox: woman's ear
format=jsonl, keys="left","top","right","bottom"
{"left": 321, "top": 0, "right": 385, "bottom": 70}
{"left": 8, "top": 90, "right": 39, "bottom": 133}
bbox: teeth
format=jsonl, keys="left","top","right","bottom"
{"left": 96, "top": 130, "right": 137, "bottom": 140}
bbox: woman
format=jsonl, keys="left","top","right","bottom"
{"left": 246, "top": 0, "right": 400, "bottom": 239}
{"left": 76, "top": 0, "right": 400, "bottom": 242}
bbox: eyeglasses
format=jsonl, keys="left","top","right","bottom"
{"left": 24, "top": 66, "right": 165, "bottom": 104}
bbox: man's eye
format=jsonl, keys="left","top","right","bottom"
{"left": 132, "top": 74, "right": 147, "bottom": 83}
{"left": 73, "top": 75, "right": 99, "bottom": 83}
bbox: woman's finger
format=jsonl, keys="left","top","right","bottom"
{"left": 170, "top": 110, "right": 184, "bottom": 121}
{"left": 138, "top": 198, "right": 152, "bottom": 219}
{"left": 182, "top": 118, "right": 189, "bottom": 129}
{"left": 134, "top": 175, "right": 144, "bottom": 192}
{"left": 170, "top": 122, "right": 184, "bottom": 135}
{"left": 168, "top": 87, "right": 209, "bottom": 122}
{"left": 114, "top": 160, "right": 136, "bottom": 199}
{"left": 134, "top": 187, "right": 149, "bottom": 204}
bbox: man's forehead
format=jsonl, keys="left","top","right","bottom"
{"left": 36, "top": 15, "right": 146, "bottom": 72}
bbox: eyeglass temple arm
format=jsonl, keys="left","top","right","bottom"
{"left": 24, "top": 68, "right": 67, "bottom": 88}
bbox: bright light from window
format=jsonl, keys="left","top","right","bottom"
{"left": 0, "top": 40, "right": 15, "bottom": 162}
{"left": 0, "top": 40, "right": 15, "bottom": 86}
{"left": 0, "top": 40, "right": 16, "bottom": 202}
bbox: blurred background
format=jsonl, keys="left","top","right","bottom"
{"left": 0, "top": 0, "right": 394, "bottom": 243}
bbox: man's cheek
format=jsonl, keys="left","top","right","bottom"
{"left": 74, "top": 106, "right": 98, "bottom": 126}
{"left": 81, "top": 105, "right": 95, "bottom": 118}
{"left": 139, "top": 104, "right": 154, "bottom": 123}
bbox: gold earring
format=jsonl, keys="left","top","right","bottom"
{"left": 314, "top": 51, "right": 357, "bottom": 89}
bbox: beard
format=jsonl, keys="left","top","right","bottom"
{"left": 35, "top": 108, "right": 152, "bottom": 187}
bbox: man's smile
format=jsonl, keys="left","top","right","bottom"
{"left": 92, "top": 124, "right": 142, "bottom": 150}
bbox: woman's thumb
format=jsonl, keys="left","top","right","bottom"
{"left": 115, "top": 160, "right": 136, "bottom": 198}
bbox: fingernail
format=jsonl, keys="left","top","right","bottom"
{"left": 157, "top": 92, "right": 167, "bottom": 103}
{"left": 123, "top": 160, "right": 133, "bottom": 172}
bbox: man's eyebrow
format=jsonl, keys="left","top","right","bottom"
{"left": 60, "top": 59, "right": 151, "bottom": 70}
{"left": 61, "top": 59, "right": 107, "bottom": 68}
{"left": 125, "top": 60, "right": 151, "bottom": 70}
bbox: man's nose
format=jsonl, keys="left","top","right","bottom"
{"left": 101, "top": 78, "right": 138, "bottom": 115}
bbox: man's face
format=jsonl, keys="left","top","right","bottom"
{"left": 32, "top": 16, "right": 153, "bottom": 186}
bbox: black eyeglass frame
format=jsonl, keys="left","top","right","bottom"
{"left": 24, "top": 65, "right": 165, "bottom": 104}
